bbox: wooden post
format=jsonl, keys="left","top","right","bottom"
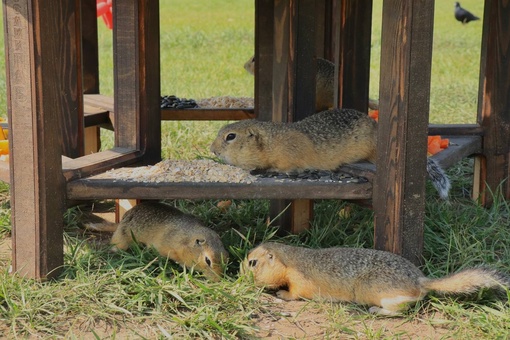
{"left": 262, "top": 0, "right": 316, "bottom": 233}
{"left": 82, "top": 0, "right": 102, "bottom": 154}
{"left": 475, "top": 0, "right": 510, "bottom": 205}
{"left": 4, "top": 0, "right": 76, "bottom": 278}
{"left": 113, "top": 0, "right": 161, "bottom": 163}
{"left": 333, "top": 0, "right": 372, "bottom": 113}
{"left": 373, "top": 0, "right": 435, "bottom": 265}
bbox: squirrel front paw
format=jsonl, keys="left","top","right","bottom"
{"left": 276, "top": 290, "right": 298, "bottom": 301}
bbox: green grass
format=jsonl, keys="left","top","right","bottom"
{"left": 2, "top": 0, "right": 510, "bottom": 338}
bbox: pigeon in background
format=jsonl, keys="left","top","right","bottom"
{"left": 454, "top": 2, "right": 480, "bottom": 24}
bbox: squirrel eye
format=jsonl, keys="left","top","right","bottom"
{"left": 205, "top": 256, "right": 212, "bottom": 267}
{"left": 248, "top": 259, "right": 258, "bottom": 267}
{"left": 225, "top": 133, "right": 236, "bottom": 141}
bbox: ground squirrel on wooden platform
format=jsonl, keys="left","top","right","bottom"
{"left": 244, "top": 55, "right": 379, "bottom": 112}
{"left": 85, "top": 201, "right": 228, "bottom": 281}
{"left": 242, "top": 242, "right": 510, "bottom": 315}
{"left": 210, "top": 108, "right": 451, "bottom": 199}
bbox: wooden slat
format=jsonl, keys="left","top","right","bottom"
{"left": 432, "top": 136, "right": 482, "bottom": 169}
{"left": 4, "top": 0, "right": 68, "bottom": 279}
{"left": 84, "top": 94, "right": 255, "bottom": 122}
{"left": 373, "top": 0, "right": 435, "bottom": 265}
{"left": 113, "top": 0, "right": 161, "bottom": 165}
{"left": 476, "top": 0, "right": 510, "bottom": 204}
{"left": 428, "top": 124, "right": 483, "bottom": 136}
{"left": 62, "top": 147, "right": 142, "bottom": 181}
{"left": 254, "top": 0, "right": 274, "bottom": 122}
{"left": 333, "top": 0, "right": 373, "bottom": 112}
{"left": 161, "top": 109, "right": 255, "bottom": 121}
{"left": 81, "top": 0, "right": 100, "bottom": 94}
{"left": 66, "top": 176, "right": 372, "bottom": 201}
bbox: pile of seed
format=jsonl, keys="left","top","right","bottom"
{"left": 160, "top": 95, "right": 198, "bottom": 109}
{"left": 251, "top": 169, "right": 367, "bottom": 183}
{"left": 160, "top": 95, "right": 254, "bottom": 109}
{"left": 196, "top": 96, "right": 254, "bottom": 108}
{"left": 95, "top": 159, "right": 256, "bottom": 184}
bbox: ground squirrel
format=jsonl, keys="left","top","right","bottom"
{"left": 244, "top": 55, "right": 379, "bottom": 112}
{"left": 242, "top": 242, "right": 510, "bottom": 315}
{"left": 85, "top": 201, "right": 229, "bottom": 281}
{"left": 210, "top": 108, "right": 451, "bottom": 199}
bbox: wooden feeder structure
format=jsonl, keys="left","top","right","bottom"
{"left": 2, "top": 0, "right": 509, "bottom": 279}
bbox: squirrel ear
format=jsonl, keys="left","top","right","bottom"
{"left": 195, "top": 239, "right": 206, "bottom": 246}
{"left": 247, "top": 128, "right": 258, "bottom": 138}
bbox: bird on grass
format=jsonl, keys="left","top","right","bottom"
{"left": 454, "top": 2, "right": 480, "bottom": 24}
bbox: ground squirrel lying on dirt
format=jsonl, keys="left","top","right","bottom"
{"left": 244, "top": 55, "right": 379, "bottom": 112}
{"left": 85, "top": 201, "right": 228, "bottom": 281}
{"left": 242, "top": 242, "right": 510, "bottom": 315}
{"left": 210, "top": 108, "right": 451, "bottom": 199}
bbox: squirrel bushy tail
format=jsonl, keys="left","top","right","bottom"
{"left": 426, "top": 158, "right": 451, "bottom": 200}
{"left": 420, "top": 267, "right": 510, "bottom": 295}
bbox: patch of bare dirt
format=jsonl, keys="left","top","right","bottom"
{"left": 250, "top": 295, "right": 454, "bottom": 339}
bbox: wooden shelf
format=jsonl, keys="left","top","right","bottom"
{"left": 63, "top": 136, "right": 481, "bottom": 201}
{"left": 84, "top": 94, "right": 255, "bottom": 126}
{"left": 66, "top": 175, "right": 372, "bottom": 201}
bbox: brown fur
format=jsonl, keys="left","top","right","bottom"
{"left": 85, "top": 202, "right": 228, "bottom": 281}
{"left": 210, "top": 108, "right": 377, "bottom": 173}
{"left": 242, "top": 242, "right": 509, "bottom": 315}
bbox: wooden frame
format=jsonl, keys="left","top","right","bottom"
{"left": 2, "top": 0, "right": 509, "bottom": 279}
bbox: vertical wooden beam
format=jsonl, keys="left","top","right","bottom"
{"left": 333, "top": 0, "right": 373, "bottom": 112}
{"left": 81, "top": 0, "right": 100, "bottom": 94}
{"left": 113, "top": 0, "right": 161, "bottom": 164}
{"left": 81, "top": 0, "right": 101, "bottom": 154}
{"left": 4, "top": 0, "right": 70, "bottom": 278}
{"left": 476, "top": 0, "right": 510, "bottom": 205}
{"left": 373, "top": 0, "right": 435, "bottom": 265}
{"left": 255, "top": 0, "right": 274, "bottom": 122}
{"left": 255, "top": 1, "right": 316, "bottom": 233}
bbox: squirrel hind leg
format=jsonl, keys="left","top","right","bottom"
{"left": 276, "top": 289, "right": 299, "bottom": 301}
{"left": 370, "top": 294, "right": 421, "bottom": 316}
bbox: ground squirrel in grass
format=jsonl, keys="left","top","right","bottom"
{"left": 85, "top": 201, "right": 228, "bottom": 281}
{"left": 244, "top": 55, "right": 379, "bottom": 112}
{"left": 242, "top": 242, "right": 510, "bottom": 315}
{"left": 210, "top": 108, "right": 451, "bottom": 199}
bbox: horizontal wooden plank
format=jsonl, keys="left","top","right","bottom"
{"left": 84, "top": 94, "right": 255, "bottom": 122}
{"left": 62, "top": 147, "right": 143, "bottom": 181}
{"left": 161, "top": 108, "right": 255, "bottom": 120}
{"left": 83, "top": 94, "right": 114, "bottom": 112}
{"left": 432, "top": 135, "right": 482, "bottom": 169}
{"left": 66, "top": 176, "right": 372, "bottom": 200}
{"left": 428, "top": 124, "right": 483, "bottom": 136}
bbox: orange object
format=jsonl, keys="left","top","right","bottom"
{"left": 0, "top": 140, "right": 9, "bottom": 155}
{"left": 369, "top": 110, "right": 379, "bottom": 121}
{"left": 427, "top": 135, "right": 449, "bottom": 155}
{"left": 367, "top": 110, "right": 449, "bottom": 155}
